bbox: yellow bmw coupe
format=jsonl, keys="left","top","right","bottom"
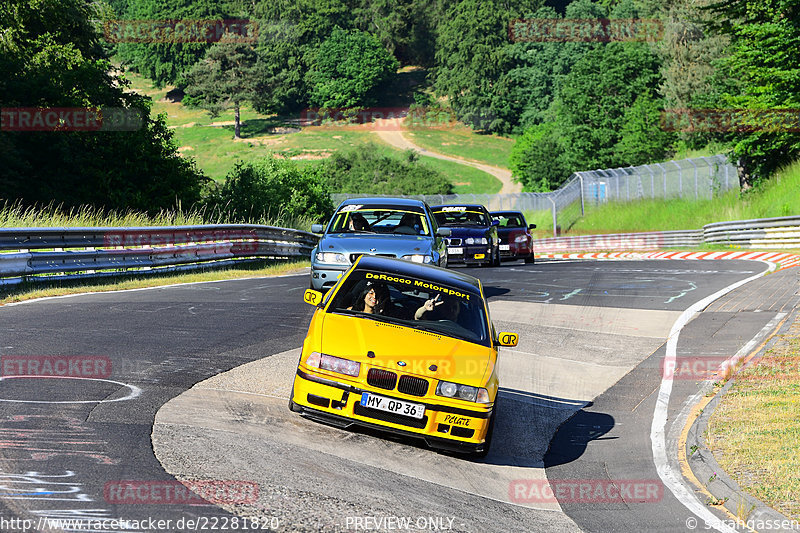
{"left": 290, "top": 255, "right": 518, "bottom": 457}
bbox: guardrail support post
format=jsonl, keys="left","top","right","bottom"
{"left": 688, "top": 159, "right": 698, "bottom": 200}
{"left": 578, "top": 173, "right": 585, "bottom": 216}
{"left": 547, "top": 197, "right": 557, "bottom": 238}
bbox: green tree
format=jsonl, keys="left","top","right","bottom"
{"left": 184, "top": 40, "right": 260, "bottom": 139}
{"left": 433, "top": 0, "right": 542, "bottom": 132}
{"left": 0, "top": 0, "right": 206, "bottom": 212}
{"left": 320, "top": 144, "right": 453, "bottom": 195}
{"left": 556, "top": 42, "right": 664, "bottom": 171}
{"left": 115, "top": 0, "right": 227, "bottom": 87}
{"left": 708, "top": 0, "right": 800, "bottom": 183}
{"left": 211, "top": 159, "right": 334, "bottom": 222}
{"left": 305, "top": 28, "right": 399, "bottom": 108}
{"left": 509, "top": 122, "right": 570, "bottom": 191}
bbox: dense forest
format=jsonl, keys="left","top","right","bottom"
{"left": 1, "top": 0, "right": 798, "bottom": 218}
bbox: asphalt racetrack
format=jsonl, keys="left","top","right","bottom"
{"left": 0, "top": 259, "right": 797, "bottom": 532}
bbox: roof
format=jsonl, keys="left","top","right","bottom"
{"left": 353, "top": 255, "right": 482, "bottom": 294}
{"left": 431, "top": 204, "right": 488, "bottom": 212}
{"left": 339, "top": 197, "right": 428, "bottom": 210}
{"left": 489, "top": 210, "right": 525, "bottom": 216}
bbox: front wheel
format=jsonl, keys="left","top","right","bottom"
{"left": 474, "top": 408, "right": 495, "bottom": 459}
{"left": 524, "top": 253, "right": 535, "bottom": 264}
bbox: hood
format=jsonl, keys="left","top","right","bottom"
{"left": 319, "top": 234, "right": 433, "bottom": 256}
{"left": 320, "top": 313, "right": 492, "bottom": 386}
{"left": 443, "top": 227, "right": 490, "bottom": 238}
{"left": 497, "top": 227, "right": 528, "bottom": 238}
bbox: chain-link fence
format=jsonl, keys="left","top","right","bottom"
{"left": 331, "top": 154, "right": 739, "bottom": 237}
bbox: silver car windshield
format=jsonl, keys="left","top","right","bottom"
{"left": 329, "top": 208, "right": 430, "bottom": 236}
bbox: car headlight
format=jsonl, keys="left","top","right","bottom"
{"left": 465, "top": 237, "right": 488, "bottom": 245}
{"left": 436, "top": 381, "right": 490, "bottom": 404}
{"left": 402, "top": 254, "right": 432, "bottom": 263}
{"left": 315, "top": 252, "right": 349, "bottom": 264}
{"left": 305, "top": 352, "right": 360, "bottom": 377}
{"left": 514, "top": 235, "right": 529, "bottom": 243}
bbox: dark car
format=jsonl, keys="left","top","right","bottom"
{"left": 490, "top": 211, "right": 536, "bottom": 263}
{"left": 431, "top": 204, "right": 500, "bottom": 267}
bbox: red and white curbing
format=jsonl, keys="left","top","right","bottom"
{"left": 537, "top": 250, "right": 800, "bottom": 271}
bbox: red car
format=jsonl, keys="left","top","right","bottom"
{"left": 489, "top": 211, "right": 536, "bottom": 263}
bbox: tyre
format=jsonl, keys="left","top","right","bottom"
{"left": 524, "top": 253, "right": 535, "bottom": 264}
{"left": 288, "top": 385, "right": 303, "bottom": 413}
{"left": 492, "top": 247, "right": 501, "bottom": 267}
{"left": 474, "top": 408, "right": 495, "bottom": 459}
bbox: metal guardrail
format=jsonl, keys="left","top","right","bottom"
{"left": 0, "top": 225, "right": 318, "bottom": 286}
{"left": 533, "top": 216, "right": 800, "bottom": 252}
{"left": 703, "top": 216, "right": 800, "bottom": 249}
{"left": 0, "top": 216, "right": 795, "bottom": 287}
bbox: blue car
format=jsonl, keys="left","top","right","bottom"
{"left": 309, "top": 198, "right": 451, "bottom": 290}
{"left": 431, "top": 204, "right": 500, "bottom": 267}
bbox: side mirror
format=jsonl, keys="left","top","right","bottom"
{"left": 491, "top": 219, "right": 500, "bottom": 226}
{"left": 436, "top": 227, "right": 451, "bottom": 237}
{"left": 497, "top": 332, "right": 519, "bottom": 347}
{"left": 311, "top": 224, "right": 325, "bottom": 234}
{"left": 528, "top": 224, "right": 537, "bottom": 230}
{"left": 304, "top": 289, "right": 324, "bottom": 306}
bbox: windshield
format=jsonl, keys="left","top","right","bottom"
{"left": 327, "top": 269, "right": 490, "bottom": 347}
{"left": 329, "top": 206, "right": 430, "bottom": 236}
{"left": 433, "top": 207, "right": 490, "bottom": 227}
{"left": 492, "top": 213, "right": 525, "bottom": 228}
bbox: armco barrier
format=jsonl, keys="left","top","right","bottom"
{"left": 534, "top": 216, "right": 800, "bottom": 252}
{"left": 0, "top": 225, "right": 318, "bottom": 286}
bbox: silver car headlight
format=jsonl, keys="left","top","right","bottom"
{"left": 315, "top": 252, "right": 349, "bottom": 264}
{"left": 514, "top": 235, "right": 529, "bottom": 243}
{"left": 402, "top": 254, "right": 432, "bottom": 264}
{"left": 466, "top": 237, "right": 488, "bottom": 245}
{"left": 436, "top": 381, "right": 490, "bottom": 403}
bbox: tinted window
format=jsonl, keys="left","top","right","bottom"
{"left": 433, "top": 207, "right": 490, "bottom": 227}
{"left": 329, "top": 207, "right": 429, "bottom": 235}
{"left": 327, "top": 269, "right": 490, "bottom": 347}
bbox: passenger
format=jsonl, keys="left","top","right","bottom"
{"left": 414, "top": 294, "right": 461, "bottom": 321}
{"left": 396, "top": 213, "right": 421, "bottom": 234}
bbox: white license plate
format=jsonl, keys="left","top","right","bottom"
{"left": 360, "top": 393, "right": 425, "bottom": 419}
{"left": 448, "top": 247, "right": 463, "bottom": 254}
{"left": 499, "top": 244, "right": 510, "bottom": 251}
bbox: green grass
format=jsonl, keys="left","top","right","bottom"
{"left": 567, "top": 160, "right": 800, "bottom": 234}
{"left": 405, "top": 126, "right": 515, "bottom": 169}
{"left": 0, "top": 201, "right": 315, "bottom": 230}
{"left": 708, "top": 317, "right": 800, "bottom": 521}
{"left": 123, "top": 69, "right": 504, "bottom": 192}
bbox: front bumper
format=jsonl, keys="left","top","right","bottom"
{"left": 446, "top": 245, "right": 493, "bottom": 265}
{"left": 290, "top": 368, "right": 492, "bottom": 453}
{"left": 310, "top": 264, "right": 348, "bottom": 290}
{"left": 499, "top": 242, "right": 533, "bottom": 259}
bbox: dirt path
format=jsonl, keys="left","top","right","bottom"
{"left": 374, "top": 127, "right": 522, "bottom": 194}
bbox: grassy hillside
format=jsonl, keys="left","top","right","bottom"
{"left": 123, "top": 71, "right": 501, "bottom": 193}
